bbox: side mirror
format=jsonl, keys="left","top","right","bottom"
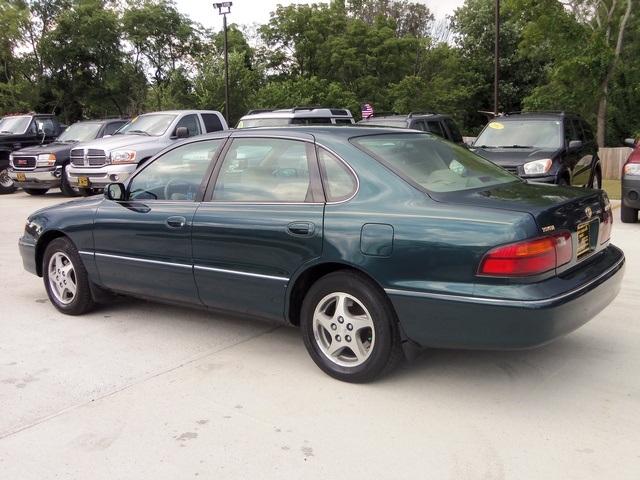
{"left": 175, "top": 126, "right": 189, "bottom": 139}
{"left": 624, "top": 138, "right": 637, "bottom": 149}
{"left": 568, "top": 140, "right": 583, "bottom": 153}
{"left": 104, "top": 183, "right": 126, "bottom": 201}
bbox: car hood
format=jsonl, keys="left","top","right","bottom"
{"left": 472, "top": 147, "right": 560, "bottom": 167}
{"left": 74, "top": 134, "right": 162, "bottom": 151}
{"left": 12, "top": 142, "right": 78, "bottom": 155}
{"left": 432, "top": 181, "right": 609, "bottom": 235}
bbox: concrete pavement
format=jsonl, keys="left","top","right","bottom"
{"left": 1, "top": 191, "right": 638, "bottom": 479}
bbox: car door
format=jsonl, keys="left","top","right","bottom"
{"left": 192, "top": 135, "right": 325, "bottom": 323}
{"left": 92, "top": 138, "right": 225, "bottom": 305}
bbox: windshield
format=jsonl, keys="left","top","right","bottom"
{"left": 475, "top": 119, "right": 563, "bottom": 149}
{"left": 352, "top": 133, "right": 520, "bottom": 193}
{"left": 57, "top": 123, "right": 103, "bottom": 143}
{"left": 0, "top": 116, "right": 31, "bottom": 134}
{"left": 117, "top": 114, "right": 177, "bottom": 136}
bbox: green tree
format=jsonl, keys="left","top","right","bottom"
{"left": 122, "top": 0, "right": 199, "bottom": 111}
{"left": 38, "top": 0, "right": 130, "bottom": 121}
{"left": 518, "top": 0, "right": 635, "bottom": 146}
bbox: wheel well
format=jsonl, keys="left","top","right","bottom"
{"left": 287, "top": 263, "right": 382, "bottom": 326}
{"left": 34, "top": 231, "right": 67, "bottom": 277}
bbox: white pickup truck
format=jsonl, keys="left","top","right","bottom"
{"left": 67, "top": 110, "right": 228, "bottom": 195}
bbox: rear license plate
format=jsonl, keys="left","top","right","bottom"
{"left": 78, "top": 177, "right": 89, "bottom": 187}
{"left": 577, "top": 222, "right": 591, "bottom": 260}
{"left": 16, "top": 173, "right": 26, "bottom": 181}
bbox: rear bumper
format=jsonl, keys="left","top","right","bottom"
{"left": 387, "top": 245, "right": 625, "bottom": 350}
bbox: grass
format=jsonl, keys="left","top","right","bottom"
{"left": 602, "top": 179, "right": 621, "bottom": 200}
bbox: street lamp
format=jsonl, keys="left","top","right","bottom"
{"left": 213, "top": 2, "right": 232, "bottom": 125}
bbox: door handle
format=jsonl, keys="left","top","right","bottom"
{"left": 287, "top": 221, "right": 315, "bottom": 236}
{"left": 166, "top": 216, "right": 186, "bottom": 228}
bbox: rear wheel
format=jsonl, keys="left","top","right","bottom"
{"left": 301, "top": 271, "right": 402, "bottom": 383}
{"left": 43, "top": 237, "right": 96, "bottom": 315}
{"left": 23, "top": 188, "right": 48, "bottom": 195}
{"left": 620, "top": 204, "right": 638, "bottom": 223}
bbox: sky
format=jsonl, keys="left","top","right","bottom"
{"left": 174, "top": 0, "right": 465, "bottom": 30}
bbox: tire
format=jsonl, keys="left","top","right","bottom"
{"left": 43, "top": 237, "right": 96, "bottom": 315}
{"left": 0, "top": 162, "right": 17, "bottom": 194}
{"left": 60, "top": 166, "right": 80, "bottom": 197}
{"left": 23, "top": 188, "right": 49, "bottom": 196}
{"left": 620, "top": 204, "right": 638, "bottom": 224}
{"left": 79, "top": 187, "right": 97, "bottom": 197}
{"left": 590, "top": 169, "right": 602, "bottom": 189}
{"left": 301, "top": 270, "right": 402, "bottom": 383}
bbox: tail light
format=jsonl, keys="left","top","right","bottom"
{"left": 478, "top": 232, "right": 572, "bottom": 277}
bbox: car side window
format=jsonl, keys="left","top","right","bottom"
{"left": 444, "top": 118, "right": 464, "bottom": 143}
{"left": 564, "top": 119, "right": 578, "bottom": 144}
{"left": 571, "top": 119, "right": 585, "bottom": 142}
{"left": 202, "top": 113, "right": 224, "bottom": 132}
{"left": 317, "top": 148, "right": 357, "bottom": 202}
{"left": 174, "top": 114, "right": 201, "bottom": 137}
{"left": 411, "top": 121, "right": 427, "bottom": 132}
{"left": 426, "top": 121, "right": 445, "bottom": 138}
{"left": 129, "top": 139, "right": 223, "bottom": 201}
{"left": 104, "top": 122, "right": 124, "bottom": 136}
{"left": 213, "top": 138, "right": 312, "bottom": 202}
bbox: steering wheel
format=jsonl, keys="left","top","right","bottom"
{"left": 164, "top": 178, "right": 192, "bottom": 200}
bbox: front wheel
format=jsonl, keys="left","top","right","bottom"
{"left": 23, "top": 188, "right": 49, "bottom": 195}
{"left": 620, "top": 204, "right": 638, "bottom": 223}
{"left": 0, "top": 162, "right": 17, "bottom": 194}
{"left": 60, "top": 166, "right": 80, "bottom": 197}
{"left": 301, "top": 271, "right": 402, "bottom": 383}
{"left": 590, "top": 169, "right": 602, "bottom": 190}
{"left": 43, "top": 238, "right": 96, "bottom": 315}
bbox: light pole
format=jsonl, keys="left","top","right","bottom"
{"left": 494, "top": 0, "right": 500, "bottom": 116}
{"left": 213, "top": 2, "right": 232, "bottom": 126}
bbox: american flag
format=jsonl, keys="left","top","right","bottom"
{"left": 361, "top": 103, "right": 374, "bottom": 119}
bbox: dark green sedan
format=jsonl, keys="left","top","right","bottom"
{"left": 18, "top": 126, "right": 625, "bottom": 382}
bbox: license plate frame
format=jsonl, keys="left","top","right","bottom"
{"left": 577, "top": 222, "right": 591, "bottom": 260}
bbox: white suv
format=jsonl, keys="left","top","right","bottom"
{"left": 236, "top": 107, "right": 355, "bottom": 128}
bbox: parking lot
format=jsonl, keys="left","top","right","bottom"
{"left": 1, "top": 190, "right": 639, "bottom": 479}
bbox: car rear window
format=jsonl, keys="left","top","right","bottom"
{"left": 352, "top": 133, "right": 520, "bottom": 193}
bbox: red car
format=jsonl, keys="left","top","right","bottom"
{"left": 622, "top": 138, "right": 640, "bottom": 223}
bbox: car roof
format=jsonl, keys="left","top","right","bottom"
{"left": 208, "top": 125, "right": 428, "bottom": 142}
{"left": 239, "top": 107, "right": 353, "bottom": 119}
{"left": 493, "top": 112, "right": 580, "bottom": 121}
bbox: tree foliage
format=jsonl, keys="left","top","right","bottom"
{"left": 0, "top": 0, "right": 637, "bottom": 143}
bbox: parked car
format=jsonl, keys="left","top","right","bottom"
{"left": 621, "top": 138, "right": 640, "bottom": 223}
{"left": 0, "top": 113, "right": 65, "bottom": 194}
{"left": 9, "top": 118, "right": 129, "bottom": 196}
{"left": 471, "top": 112, "right": 602, "bottom": 188}
{"left": 19, "top": 126, "right": 624, "bottom": 383}
{"left": 235, "top": 107, "right": 355, "bottom": 128}
{"left": 358, "top": 111, "right": 466, "bottom": 146}
{"left": 67, "top": 110, "right": 228, "bottom": 195}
